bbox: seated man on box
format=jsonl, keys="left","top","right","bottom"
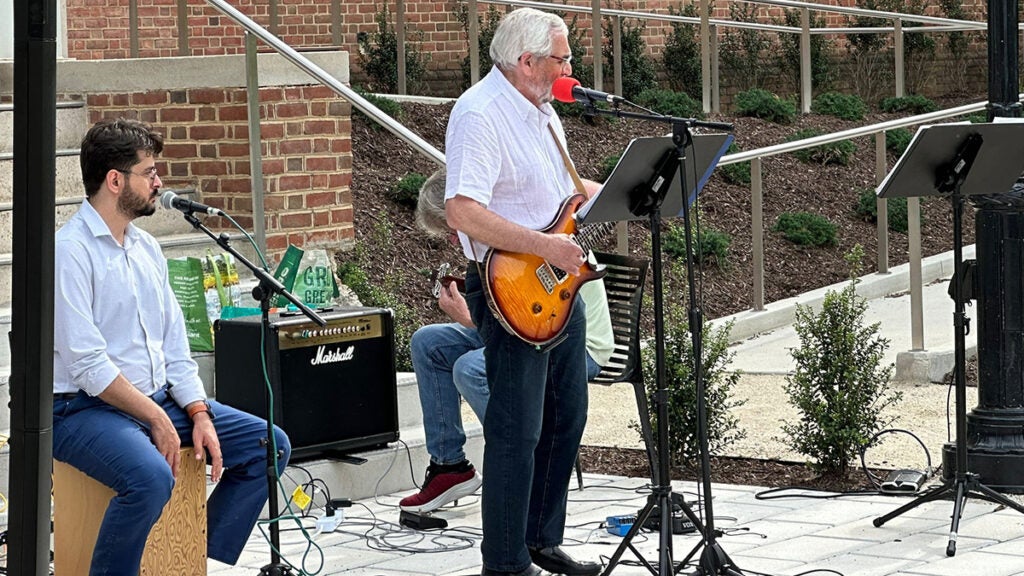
{"left": 52, "top": 117, "right": 291, "bottom": 575}
{"left": 401, "top": 169, "right": 614, "bottom": 526}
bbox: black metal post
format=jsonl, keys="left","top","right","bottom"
{"left": 9, "top": 0, "right": 58, "bottom": 574}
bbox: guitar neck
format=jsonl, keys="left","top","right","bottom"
{"left": 575, "top": 220, "right": 616, "bottom": 253}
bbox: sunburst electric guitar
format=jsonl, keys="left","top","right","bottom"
{"left": 482, "top": 193, "right": 614, "bottom": 347}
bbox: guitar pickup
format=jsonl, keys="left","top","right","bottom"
{"left": 536, "top": 264, "right": 557, "bottom": 294}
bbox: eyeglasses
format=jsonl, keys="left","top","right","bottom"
{"left": 548, "top": 54, "right": 573, "bottom": 66}
{"left": 119, "top": 166, "right": 160, "bottom": 182}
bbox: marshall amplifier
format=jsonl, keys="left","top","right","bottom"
{"left": 214, "top": 307, "right": 398, "bottom": 460}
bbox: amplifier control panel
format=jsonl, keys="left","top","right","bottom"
{"left": 278, "top": 313, "right": 384, "bottom": 349}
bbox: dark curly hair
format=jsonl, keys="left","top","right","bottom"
{"left": 79, "top": 118, "right": 164, "bottom": 198}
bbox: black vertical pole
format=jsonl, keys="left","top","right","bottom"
{"left": 947, "top": 0, "right": 1024, "bottom": 489}
{"left": 9, "top": 0, "right": 58, "bottom": 573}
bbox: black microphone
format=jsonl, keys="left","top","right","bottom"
{"left": 160, "top": 190, "right": 224, "bottom": 216}
{"left": 552, "top": 77, "right": 624, "bottom": 105}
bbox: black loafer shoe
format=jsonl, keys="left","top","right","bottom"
{"left": 528, "top": 546, "right": 601, "bottom": 576}
{"left": 480, "top": 564, "right": 542, "bottom": 576}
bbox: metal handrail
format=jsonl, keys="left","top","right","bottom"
{"left": 203, "top": 0, "right": 445, "bottom": 167}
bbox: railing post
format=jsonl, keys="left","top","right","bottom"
{"left": 591, "top": 0, "right": 602, "bottom": 90}
{"left": 894, "top": 18, "right": 905, "bottom": 98}
{"left": 331, "top": 0, "right": 342, "bottom": 46}
{"left": 245, "top": 32, "right": 267, "bottom": 256}
{"left": 269, "top": 0, "right": 278, "bottom": 36}
{"left": 800, "top": 7, "right": 811, "bottom": 113}
{"left": 751, "top": 157, "right": 764, "bottom": 311}
{"left": 908, "top": 195, "right": 923, "bottom": 349}
{"left": 129, "top": 0, "right": 139, "bottom": 57}
{"left": 700, "top": 0, "right": 711, "bottom": 114}
{"left": 616, "top": 222, "right": 628, "bottom": 255}
{"left": 875, "top": 132, "right": 889, "bottom": 274}
{"left": 710, "top": 23, "right": 720, "bottom": 113}
{"left": 469, "top": 0, "right": 480, "bottom": 85}
{"left": 397, "top": 0, "right": 407, "bottom": 95}
{"left": 613, "top": 16, "right": 622, "bottom": 97}
{"left": 177, "top": 0, "right": 189, "bottom": 56}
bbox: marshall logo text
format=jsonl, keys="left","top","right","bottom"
{"left": 310, "top": 345, "right": 355, "bottom": 365}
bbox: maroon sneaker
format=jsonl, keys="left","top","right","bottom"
{"left": 400, "top": 462, "right": 482, "bottom": 513}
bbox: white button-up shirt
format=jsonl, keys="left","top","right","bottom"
{"left": 53, "top": 200, "right": 206, "bottom": 408}
{"left": 444, "top": 66, "right": 576, "bottom": 261}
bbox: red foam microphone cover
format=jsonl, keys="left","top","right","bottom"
{"left": 552, "top": 77, "right": 581, "bottom": 103}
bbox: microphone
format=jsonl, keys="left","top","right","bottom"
{"left": 552, "top": 77, "right": 624, "bottom": 105}
{"left": 160, "top": 190, "right": 224, "bottom": 216}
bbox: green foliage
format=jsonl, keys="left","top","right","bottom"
{"left": 564, "top": 12, "right": 595, "bottom": 92}
{"left": 634, "top": 89, "right": 703, "bottom": 119}
{"left": 601, "top": 16, "right": 658, "bottom": 100}
{"left": 597, "top": 154, "right": 621, "bottom": 183}
{"left": 336, "top": 219, "right": 416, "bottom": 370}
{"left": 966, "top": 112, "right": 988, "bottom": 124}
{"left": 811, "top": 92, "right": 867, "bottom": 121}
{"left": 879, "top": 95, "right": 938, "bottom": 114}
{"left": 855, "top": 188, "right": 919, "bottom": 234}
{"left": 774, "top": 9, "right": 835, "bottom": 93}
{"left": 734, "top": 89, "right": 797, "bottom": 124}
{"left": 663, "top": 223, "right": 731, "bottom": 267}
{"left": 787, "top": 128, "right": 857, "bottom": 166}
{"left": 782, "top": 245, "right": 901, "bottom": 476}
{"left": 720, "top": 142, "right": 751, "bottom": 186}
{"left": 885, "top": 127, "right": 913, "bottom": 155}
{"left": 899, "top": 0, "right": 937, "bottom": 95}
{"left": 939, "top": 0, "right": 979, "bottom": 95}
{"left": 845, "top": 0, "right": 895, "bottom": 103}
{"left": 350, "top": 86, "right": 404, "bottom": 127}
{"left": 720, "top": 2, "right": 773, "bottom": 91}
{"left": 356, "top": 4, "right": 427, "bottom": 94}
{"left": 388, "top": 172, "right": 427, "bottom": 209}
{"left": 662, "top": 3, "right": 702, "bottom": 98}
{"left": 773, "top": 211, "right": 838, "bottom": 247}
{"left": 638, "top": 284, "right": 746, "bottom": 466}
{"left": 455, "top": 4, "right": 501, "bottom": 90}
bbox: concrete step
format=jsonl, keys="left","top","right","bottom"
{"left": 0, "top": 101, "right": 90, "bottom": 155}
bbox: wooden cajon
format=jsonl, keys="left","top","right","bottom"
{"left": 53, "top": 448, "right": 208, "bottom": 576}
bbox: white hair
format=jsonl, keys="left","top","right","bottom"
{"left": 489, "top": 8, "right": 569, "bottom": 70}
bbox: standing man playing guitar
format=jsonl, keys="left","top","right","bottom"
{"left": 444, "top": 9, "right": 605, "bottom": 576}
{"left": 401, "top": 170, "right": 614, "bottom": 519}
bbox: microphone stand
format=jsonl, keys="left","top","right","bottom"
{"left": 180, "top": 209, "right": 326, "bottom": 576}
{"left": 580, "top": 99, "right": 741, "bottom": 576}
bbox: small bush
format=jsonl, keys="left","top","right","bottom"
{"left": 720, "top": 142, "right": 751, "bottom": 185}
{"left": 597, "top": 154, "right": 621, "bottom": 183}
{"left": 787, "top": 128, "right": 856, "bottom": 166}
{"left": 966, "top": 112, "right": 988, "bottom": 123}
{"left": 855, "top": 188, "right": 920, "bottom": 234}
{"left": 783, "top": 245, "right": 901, "bottom": 477}
{"left": 811, "top": 92, "right": 867, "bottom": 121}
{"left": 388, "top": 173, "right": 427, "bottom": 208}
{"left": 885, "top": 128, "right": 913, "bottom": 156}
{"left": 663, "top": 223, "right": 731, "bottom": 267}
{"left": 773, "top": 211, "right": 837, "bottom": 247}
{"left": 734, "top": 89, "right": 797, "bottom": 124}
{"left": 662, "top": 3, "right": 702, "bottom": 98}
{"left": 350, "top": 86, "right": 403, "bottom": 126}
{"left": 356, "top": 4, "right": 427, "bottom": 94}
{"left": 634, "top": 89, "right": 703, "bottom": 119}
{"left": 879, "top": 95, "right": 937, "bottom": 114}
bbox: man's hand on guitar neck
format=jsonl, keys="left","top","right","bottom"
{"left": 540, "top": 233, "right": 586, "bottom": 276}
{"left": 438, "top": 281, "right": 474, "bottom": 328}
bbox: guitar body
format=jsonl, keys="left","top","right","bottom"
{"left": 482, "top": 194, "right": 606, "bottom": 347}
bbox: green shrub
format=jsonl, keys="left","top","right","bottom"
{"left": 966, "top": 112, "right": 988, "bottom": 123}
{"left": 662, "top": 3, "right": 702, "bottom": 99}
{"left": 773, "top": 211, "right": 838, "bottom": 247}
{"left": 774, "top": 8, "right": 835, "bottom": 92}
{"left": 855, "top": 188, "right": 920, "bottom": 234}
{"left": 388, "top": 173, "right": 427, "bottom": 208}
{"left": 597, "top": 154, "right": 621, "bottom": 183}
{"left": 601, "top": 17, "right": 658, "bottom": 100}
{"left": 455, "top": 4, "right": 501, "bottom": 90}
{"left": 885, "top": 128, "right": 913, "bottom": 156}
{"left": 783, "top": 245, "right": 901, "bottom": 477}
{"left": 356, "top": 4, "right": 427, "bottom": 94}
{"left": 634, "top": 89, "right": 703, "bottom": 119}
{"left": 787, "top": 128, "right": 856, "bottom": 166}
{"left": 721, "top": 2, "right": 774, "bottom": 91}
{"left": 663, "top": 223, "right": 731, "bottom": 267}
{"left": 720, "top": 143, "right": 751, "bottom": 185}
{"left": 734, "top": 88, "right": 797, "bottom": 124}
{"left": 879, "top": 95, "right": 938, "bottom": 114}
{"left": 350, "top": 86, "right": 403, "bottom": 125}
{"left": 637, "top": 287, "right": 746, "bottom": 466}
{"left": 811, "top": 92, "right": 867, "bottom": 121}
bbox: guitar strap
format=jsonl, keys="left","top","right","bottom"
{"left": 548, "top": 123, "right": 588, "bottom": 196}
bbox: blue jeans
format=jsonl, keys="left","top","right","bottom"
{"left": 52, "top": 387, "right": 291, "bottom": 575}
{"left": 412, "top": 324, "right": 600, "bottom": 468}
{"left": 465, "top": 268, "right": 590, "bottom": 573}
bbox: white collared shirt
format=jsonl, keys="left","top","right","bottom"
{"left": 444, "top": 66, "right": 577, "bottom": 260}
{"left": 53, "top": 200, "right": 206, "bottom": 408}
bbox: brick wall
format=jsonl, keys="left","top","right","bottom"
{"left": 85, "top": 85, "right": 354, "bottom": 258}
{"left": 65, "top": 0, "right": 994, "bottom": 99}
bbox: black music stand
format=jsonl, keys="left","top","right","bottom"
{"left": 579, "top": 130, "right": 737, "bottom": 576}
{"left": 873, "top": 122, "right": 1024, "bottom": 556}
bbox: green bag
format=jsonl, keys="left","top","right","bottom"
{"left": 167, "top": 257, "right": 214, "bottom": 352}
{"left": 272, "top": 245, "right": 340, "bottom": 308}
{"left": 272, "top": 245, "right": 304, "bottom": 308}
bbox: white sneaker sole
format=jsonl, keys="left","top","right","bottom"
{"left": 400, "top": 471, "right": 483, "bottom": 513}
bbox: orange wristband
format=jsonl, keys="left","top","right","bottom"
{"left": 187, "top": 402, "right": 209, "bottom": 420}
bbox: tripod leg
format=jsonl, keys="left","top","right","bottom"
{"left": 969, "top": 480, "right": 1024, "bottom": 515}
{"left": 603, "top": 495, "right": 659, "bottom": 576}
{"left": 947, "top": 480, "right": 968, "bottom": 556}
{"left": 873, "top": 480, "right": 954, "bottom": 527}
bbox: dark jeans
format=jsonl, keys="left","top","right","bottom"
{"left": 465, "top": 268, "right": 589, "bottom": 573}
{"left": 53, "top": 387, "right": 290, "bottom": 575}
